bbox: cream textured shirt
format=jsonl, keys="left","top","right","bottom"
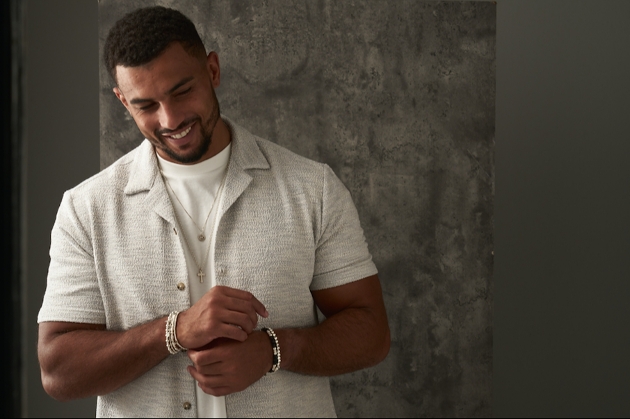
{"left": 38, "top": 118, "right": 378, "bottom": 417}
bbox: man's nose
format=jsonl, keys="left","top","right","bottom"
{"left": 157, "top": 103, "right": 184, "bottom": 131}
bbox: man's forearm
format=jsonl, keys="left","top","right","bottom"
{"left": 38, "top": 285, "right": 268, "bottom": 401}
{"left": 184, "top": 304, "right": 389, "bottom": 397}
{"left": 38, "top": 317, "right": 169, "bottom": 401}
{"left": 276, "top": 305, "right": 390, "bottom": 376}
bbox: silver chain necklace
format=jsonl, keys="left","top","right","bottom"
{"left": 164, "top": 159, "right": 230, "bottom": 283}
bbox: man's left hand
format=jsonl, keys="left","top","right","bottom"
{"left": 187, "top": 331, "right": 272, "bottom": 396}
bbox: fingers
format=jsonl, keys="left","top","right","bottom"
{"left": 252, "top": 296, "right": 269, "bottom": 318}
{"left": 187, "top": 366, "right": 226, "bottom": 396}
{"left": 187, "top": 363, "right": 237, "bottom": 397}
{"left": 186, "top": 334, "right": 269, "bottom": 397}
{"left": 177, "top": 308, "right": 248, "bottom": 349}
{"left": 218, "top": 297, "right": 258, "bottom": 331}
{"left": 209, "top": 322, "right": 248, "bottom": 343}
{"left": 190, "top": 362, "right": 223, "bottom": 376}
{"left": 187, "top": 355, "right": 222, "bottom": 376}
{"left": 179, "top": 286, "right": 269, "bottom": 348}
{"left": 215, "top": 286, "right": 268, "bottom": 315}
{"left": 216, "top": 286, "right": 269, "bottom": 318}
{"left": 206, "top": 287, "right": 268, "bottom": 332}
{"left": 208, "top": 296, "right": 259, "bottom": 334}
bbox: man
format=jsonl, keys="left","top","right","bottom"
{"left": 38, "top": 6, "right": 389, "bottom": 418}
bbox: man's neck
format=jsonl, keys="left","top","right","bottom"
{"left": 206, "top": 117, "right": 231, "bottom": 159}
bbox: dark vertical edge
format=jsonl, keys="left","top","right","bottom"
{"left": 2, "top": 0, "right": 23, "bottom": 416}
{"left": 13, "top": 1, "right": 25, "bottom": 416}
{"left": 0, "top": 0, "right": 9, "bottom": 414}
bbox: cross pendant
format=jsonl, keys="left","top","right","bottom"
{"left": 197, "top": 269, "right": 205, "bottom": 283}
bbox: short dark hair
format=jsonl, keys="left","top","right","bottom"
{"left": 104, "top": 6, "right": 206, "bottom": 83}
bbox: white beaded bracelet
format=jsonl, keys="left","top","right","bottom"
{"left": 262, "top": 327, "right": 281, "bottom": 373}
{"left": 165, "top": 311, "right": 187, "bottom": 355}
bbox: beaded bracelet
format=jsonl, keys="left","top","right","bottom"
{"left": 166, "top": 311, "right": 187, "bottom": 355}
{"left": 262, "top": 327, "right": 281, "bottom": 373}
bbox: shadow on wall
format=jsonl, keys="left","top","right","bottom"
{"left": 99, "top": 1, "right": 495, "bottom": 417}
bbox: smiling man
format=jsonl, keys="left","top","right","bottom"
{"left": 37, "top": 6, "right": 389, "bottom": 418}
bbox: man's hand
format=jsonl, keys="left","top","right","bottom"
{"left": 185, "top": 275, "right": 390, "bottom": 396}
{"left": 186, "top": 332, "right": 272, "bottom": 397}
{"left": 177, "top": 286, "right": 268, "bottom": 349}
{"left": 38, "top": 285, "right": 267, "bottom": 401}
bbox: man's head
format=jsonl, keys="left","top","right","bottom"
{"left": 105, "top": 7, "right": 227, "bottom": 165}
{"left": 104, "top": 6, "right": 206, "bottom": 84}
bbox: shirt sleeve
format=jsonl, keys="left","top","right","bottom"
{"left": 37, "top": 190, "right": 106, "bottom": 325}
{"left": 310, "top": 164, "right": 378, "bottom": 291}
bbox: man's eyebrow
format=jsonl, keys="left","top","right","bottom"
{"left": 129, "top": 77, "right": 194, "bottom": 105}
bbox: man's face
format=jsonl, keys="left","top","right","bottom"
{"left": 113, "top": 42, "right": 222, "bottom": 164}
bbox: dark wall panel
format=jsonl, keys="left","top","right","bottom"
{"left": 493, "top": 1, "right": 630, "bottom": 416}
{"left": 23, "top": 0, "right": 99, "bottom": 417}
{"left": 3, "top": 0, "right": 22, "bottom": 415}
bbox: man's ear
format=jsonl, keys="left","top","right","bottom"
{"left": 206, "top": 51, "right": 221, "bottom": 89}
{"left": 113, "top": 87, "right": 130, "bottom": 110}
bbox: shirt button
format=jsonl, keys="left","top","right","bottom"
{"left": 183, "top": 401, "right": 192, "bottom": 410}
{"left": 217, "top": 267, "right": 226, "bottom": 275}
{"left": 177, "top": 282, "right": 186, "bottom": 291}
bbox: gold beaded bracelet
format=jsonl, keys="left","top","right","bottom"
{"left": 166, "top": 311, "right": 187, "bottom": 355}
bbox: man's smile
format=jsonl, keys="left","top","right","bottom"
{"left": 159, "top": 121, "right": 197, "bottom": 146}
{"left": 167, "top": 125, "right": 192, "bottom": 139}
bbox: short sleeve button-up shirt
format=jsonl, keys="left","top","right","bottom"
{"left": 38, "top": 118, "right": 378, "bottom": 417}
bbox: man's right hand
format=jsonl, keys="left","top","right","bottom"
{"left": 38, "top": 285, "right": 267, "bottom": 401}
{"left": 176, "top": 285, "right": 268, "bottom": 349}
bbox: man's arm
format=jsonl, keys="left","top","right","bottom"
{"left": 186, "top": 274, "right": 390, "bottom": 396}
{"left": 39, "top": 318, "right": 166, "bottom": 402}
{"left": 38, "top": 286, "right": 268, "bottom": 401}
{"left": 280, "top": 274, "right": 390, "bottom": 375}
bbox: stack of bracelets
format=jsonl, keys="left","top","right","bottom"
{"left": 165, "top": 311, "right": 187, "bottom": 354}
{"left": 262, "top": 327, "right": 281, "bottom": 373}
{"left": 165, "top": 313, "right": 280, "bottom": 372}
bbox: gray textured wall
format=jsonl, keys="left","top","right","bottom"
{"left": 99, "top": 1, "right": 494, "bottom": 417}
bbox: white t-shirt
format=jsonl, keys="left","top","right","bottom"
{"left": 158, "top": 143, "right": 231, "bottom": 418}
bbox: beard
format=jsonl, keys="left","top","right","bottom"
{"left": 153, "top": 93, "right": 221, "bottom": 164}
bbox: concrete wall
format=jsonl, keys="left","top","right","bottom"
{"left": 97, "top": 1, "right": 495, "bottom": 417}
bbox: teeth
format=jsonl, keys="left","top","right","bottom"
{"left": 169, "top": 126, "right": 192, "bottom": 139}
